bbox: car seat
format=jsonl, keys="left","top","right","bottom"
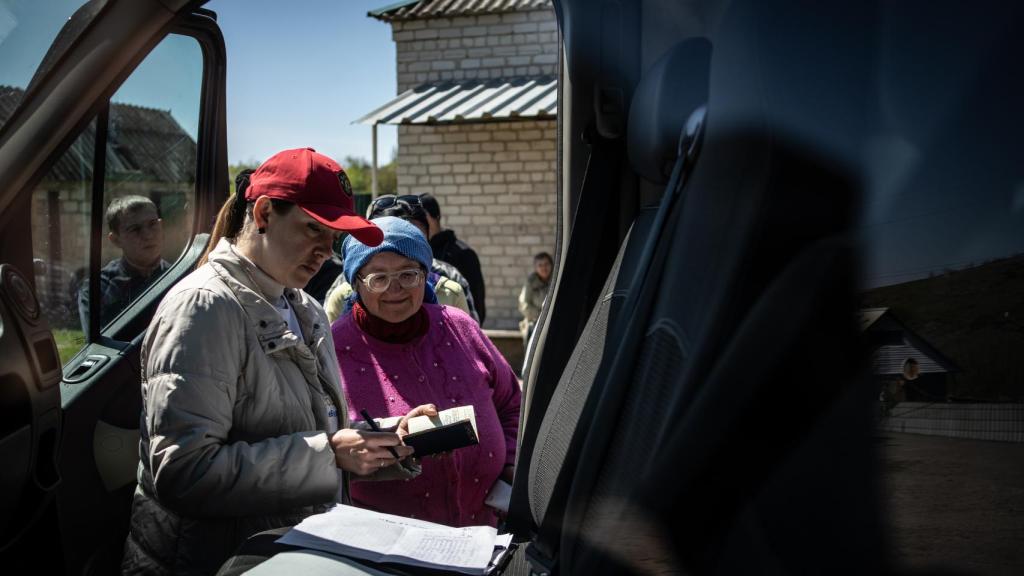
{"left": 502, "top": 1, "right": 882, "bottom": 573}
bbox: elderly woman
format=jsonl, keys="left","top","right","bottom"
{"left": 323, "top": 197, "right": 475, "bottom": 323}
{"left": 332, "top": 217, "right": 521, "bottom": 527}
{"left": 122, "top": 149, "right": 433, "bottom": 576}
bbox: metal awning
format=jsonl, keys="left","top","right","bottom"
{"left": 369, "top": 0, "right": 552, "bottom": 21}
{"left": 356, "top": 76, "right": 557, "bottom": 126}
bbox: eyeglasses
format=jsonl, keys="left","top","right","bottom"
{"left": 357, "top": 268, "right": 425, "bottom": 293}
{"left": 368, "top": 194, "right": 421, "bottom": 216}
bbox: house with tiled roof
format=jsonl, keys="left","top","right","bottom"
{"left": 361, "top": 0, "right": 558, "bottom": 331}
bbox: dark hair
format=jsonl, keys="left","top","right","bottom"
{"left": 370, "top": 200, "right": 430, "bottom": 233}
{"left": 534, "top": 251, "right": 553, "bottom": 264}
{"left": 106, "top": 195, "right": 158, "bottom": 233}
{"left": 418, "top": 193, "right": 441, "bottom": 221}
{"left": 198, "top": 169, "right": 293, "bottom": 266}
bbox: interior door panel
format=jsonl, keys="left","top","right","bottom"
{"left": 0, "top": 263, "right": 62, "bottom": 552}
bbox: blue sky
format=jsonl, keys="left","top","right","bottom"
{"left": 206, "top": 0, "right": 399, "bottom": 166}
{"left": 0, "top": 0, "right": 398, "bottom": 167}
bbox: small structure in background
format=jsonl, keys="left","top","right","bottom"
{"left": 861, "top": 307, "right": 958, "bottom": 406}
{"left": 360, "top": 0, "right": 557, "bottom": 332}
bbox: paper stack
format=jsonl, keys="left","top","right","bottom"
{"left": 273, "top": 504, "right": 514, "bottom": 575}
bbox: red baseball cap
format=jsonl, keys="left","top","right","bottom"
{"left": 246, "top": 148, "right": 383, "bottom": 246}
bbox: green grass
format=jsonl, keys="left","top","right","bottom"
{"left": 52, "top": 328, "right": 86, "bottom": 366}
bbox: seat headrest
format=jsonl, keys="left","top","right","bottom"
{"left": 628, "top": 38, "right": 712, "bottom": 185}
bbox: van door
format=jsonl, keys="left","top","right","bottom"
{"left": 0, "top": 2, "right": 226, "bottom": 572}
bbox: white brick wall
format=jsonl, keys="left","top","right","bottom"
{"left": 397, "top": 121, "right": 557, "bottom": 330}
{"left": 393, "top": 9, "right": 559, "bottom": 92}
{"left": 387, "top": 8, "right": 559, "bottom": 330}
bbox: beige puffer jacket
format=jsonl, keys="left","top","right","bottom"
{"left": 121, "top": 239, "right": 413, "bottom": 576}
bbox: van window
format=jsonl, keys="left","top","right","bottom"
{"left": 28, "top": 33, "right": 202, "bottom": 364}
{"left": 94, "top": 34, "right": 201, "bottom": 330}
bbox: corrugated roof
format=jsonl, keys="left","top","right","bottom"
{"left": 370, "top": 0, "right": 552, "bottom": 21}
{"left": 871, "top": 344, "right": 949, "bottom": 376}
{"left": 106, "top": 102, "right": 197, "bottom": 184}
{"left": 357, "top": 76, "right": 557, "bottom": 125}
{"left": 0, "top": 85, "right": 24, "bottom": 133}
{"left": 0, "top": 86, "right": 196, "bottom": 184}
{"left": 859, "top": 307, "right": 888, "bottom": 331}
{"left": 861, "top": 307, "right": 959, "bottom": 374}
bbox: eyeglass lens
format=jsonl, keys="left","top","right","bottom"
{"left": 365, "top": 269, "right": 422, "bottom": 292}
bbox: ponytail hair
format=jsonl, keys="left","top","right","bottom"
{"left": 199, "top": 169, "right": 255, "bottom": 266}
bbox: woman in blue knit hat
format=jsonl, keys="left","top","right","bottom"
{"left": 332, "top": 217, "right": 521, "bottom": 527}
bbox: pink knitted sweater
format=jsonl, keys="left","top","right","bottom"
{"left": 332, "top": 304, "right": 521, "bottom": 527}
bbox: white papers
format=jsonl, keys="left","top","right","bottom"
{"left": 484, "top": 479, "right": 512, "bottom": 513}
{"left": 276, "top": 504, "right": 511, "bottom": 575}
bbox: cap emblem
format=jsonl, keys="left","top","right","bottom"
{"left": 338, "top": 171, "right": 353, "bottom": 197}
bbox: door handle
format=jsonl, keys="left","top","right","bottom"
{"left": 63, "top": 354, "right": 109, "bottom": 384}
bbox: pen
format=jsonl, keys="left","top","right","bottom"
{"left": 360, "top": 408, "right": 401, "bottom": 460}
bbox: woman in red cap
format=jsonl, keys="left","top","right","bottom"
{"left": 122, "top": 148, "right": 435, "bottom": 576}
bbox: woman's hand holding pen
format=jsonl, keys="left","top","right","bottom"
{"left": 330, "top": 428, "right": 413, "bottom": 475}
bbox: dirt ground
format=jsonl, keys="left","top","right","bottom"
{"left": 881, "top": 433, "right": 1024, "bottom": 575}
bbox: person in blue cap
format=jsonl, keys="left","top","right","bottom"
{"left": 332, "top": 217, "right": 521, "bottom": 527}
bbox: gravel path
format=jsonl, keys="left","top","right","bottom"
{"left": 881, "top": 432, "right": 1024, "bottom": 575}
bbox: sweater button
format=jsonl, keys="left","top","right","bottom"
{"left": 488, "top": 452, "right": 494, "bottom": 458}
{"left": 360, "top": 367, "right": 366, "bottom": 373}
{"left": 451, "top": 376, "right": 458, "bottom": 381}
{"left": 470, "top": 514, "right": 475, "bottom": 520}
{"left": 473, "top": 477, "right": 479, "bottom": 483}
{"left": 388, "top": 396, "right": 395, "bottom": 402}
{"left": 450, "top": 398, "right": 457, "bottom": 404}
{"left": 345, "top": 345, "right": 351, "bottom": 351}
{"left": 433, "top": 362, "right": 439, "bottom": 368}
{"left": 268, "top": 342, "right": 276, "bottom": 349}
{"left": 313, "top": 323, "right": 320, "bottom": 330}
{"left": 393, "top": 374, "right": 399, "bottom": 380}
{"left": 424, "top": 492, "right": 430, "bottom": 498}
{"left": 259, "top": 320, "right": 267, "bottom": 328}
{"left": 418, "top": 376, "right": 425, "bottom": 382}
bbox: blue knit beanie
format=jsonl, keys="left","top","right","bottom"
{"left": 342, "top": 216, "right": 437, "bottom": 305}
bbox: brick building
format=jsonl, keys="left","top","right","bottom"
{"left": 361, "top": 0, "right": 558, "bottom": 331}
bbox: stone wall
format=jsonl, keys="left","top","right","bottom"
{"left": 396, "top": 120, "right": 557, "bottom": 330}
{"left": 392, "top": 9, "right": 559, "bottom": 93}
